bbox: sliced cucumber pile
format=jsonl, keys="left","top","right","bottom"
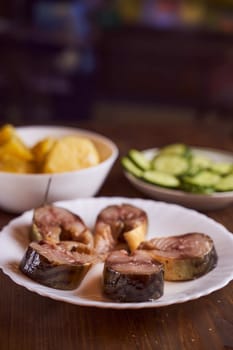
{"left": 121, "top": 144, "right": 233, "bottom": 193}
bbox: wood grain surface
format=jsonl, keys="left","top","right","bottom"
{"left": 0, "top": 117, "right": 232, "bottom": 350}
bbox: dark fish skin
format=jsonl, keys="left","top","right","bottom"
{"left": 103, "top": 250, "right": 164, "bottom": 302}
{"left": 20, "top": 243, "right": 92, "bottom": 290}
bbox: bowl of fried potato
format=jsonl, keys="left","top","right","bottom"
{"left": 0, "top": 125, "right": 118, "bottom": 213}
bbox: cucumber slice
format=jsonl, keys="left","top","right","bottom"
{"left": 159, "top": 143, "right": 190, "bottom": 156}
{"left": 152, "top": 154, "right": 189, "bottom": 176}
{"left": 128, "top": 149, "right": 151, "bottom": 170}
{"left": 210, "top": 162, "right": 232, "bottom": 175}
{"left": 214, "top": 174, "right": 233, "bottom": 192}
{"left": 186, "top": 154, "right": 213, "bottom": 176}
{"left": 121, "top": 157, "right": 143, "bottom": 178}
{"left": 180, "top": 182, "right": 215, "bottom": 194}
{"left": 190, "top": 154, "right": 213, "bottom": 169}
{"left": 142, "top": 170, "right": 180, "bottom": 188}
{"left": 182, "top": 171, "right": 221, "bottom": 188}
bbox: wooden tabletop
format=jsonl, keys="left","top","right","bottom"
{"left": 0, "top": 117, "right": 233, "bottom": 350}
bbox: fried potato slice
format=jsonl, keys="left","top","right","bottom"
{"left": 32, "top": 138, "right": 56, "bottom": 163}
{"left": 0, "top": 137, "right": 33, "bottom": 161}
{"left": 0, "top": 154, "right": 36, "bottom": 173}
{"left": 32, "top": 137, "right": 56, "bottom": 172}
{"left": 0, "top": 124, "right": 15, "bottom": 145}
{"left": 42, "top": 136, "right": 100, "bottom": 173}
{"left": 0, "top": 124, "right": 33, "bottom": 162}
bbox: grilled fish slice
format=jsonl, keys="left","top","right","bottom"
{"left": 94, "top": 203, "right": 148, "bottom": 257}
{"left": 31, "top": 205, "right": 94, "bottom": 248}
{"left": 139, "top": 232, "right": 218, "bottom": 281}
{"left": 20, "top": 241, "right": 96, "bottom": 290}
{"left": 103, "top": 249, "right": 164, "bottom": 302}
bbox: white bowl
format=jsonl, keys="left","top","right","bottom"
{"left": 124, "top": 147, "right": 233, "bottom": 211}
{"left": 0, "top": 126, "right": 118, "bottom": 213}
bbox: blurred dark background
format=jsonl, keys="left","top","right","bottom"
{"left": 0, "top": 0, "right": 233, "bottom": 124}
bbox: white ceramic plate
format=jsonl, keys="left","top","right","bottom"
{"left": 124, "top": 147, "right": 233, "bottom": 210}
{"left": 0, "top": 197, "right": 233, "bottom": 309}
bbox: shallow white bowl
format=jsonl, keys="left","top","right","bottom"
{"left": 0, "top": 126, "right": 118, "bottom": 213}
{"left": 124, "top": 147, "right": 233, "bottom": 211}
